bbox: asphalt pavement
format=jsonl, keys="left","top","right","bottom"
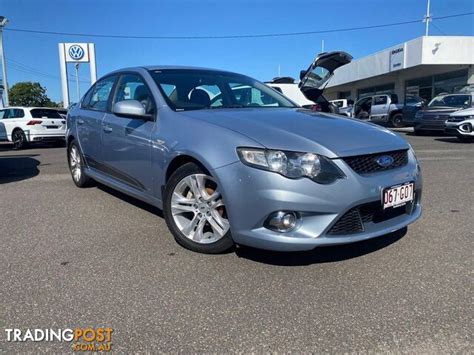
{"left": 0, "top": 130, "right": 473, "bottom": 353}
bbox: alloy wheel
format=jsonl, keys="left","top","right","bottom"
{"left": 69, "top": 145, "right": 82, "bottom": 182}
{"left": 171, "top": 173, "right": 229, "bottom": 244}
{"left": 12, "top": 130, "right": 24, "bottom": 148}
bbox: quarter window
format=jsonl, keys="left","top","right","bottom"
{"left": 83, "top": 76, "right": 117, "bottom": 111}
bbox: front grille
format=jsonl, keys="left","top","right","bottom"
{"left": 343, "top": 150, "right": 408, "bottom": 174}
{"left": 328, "top": 201, "right": 413, "bottom": 235}
{"left": 327, "top": 208, "right": 363, "bottom": 235}
{"left": 446, "top": 116, "right": 468, "bottom": 123}
{"left": 419, "top": 120, "right": 446, "bottom": 126}
{"left": 422, "top": 114, "right": 450, "bottom": 121}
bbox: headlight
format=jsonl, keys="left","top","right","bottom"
{"left": 237, "top": 148, "right": 345, "bottom": 184}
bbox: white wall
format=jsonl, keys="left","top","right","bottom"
{"left": 327, "top": 36, "right": 474, "bottom": 88}
{"left": 422, "top": 36, "right": 474, "bottom": 65}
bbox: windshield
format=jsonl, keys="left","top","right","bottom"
{"left": 428, "top": 94, "right": 471, "bottom": 108}
{"left": 30, "top": 109, "right": 62, "bottom": 118}
{"left": 149, "top": 69, "right": 296, "bottom": 111}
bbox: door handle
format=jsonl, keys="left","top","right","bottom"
{"left": 77, "top": 118, "right": 84, "bottom": 125}
{"left": 103, "top": 125, "right": 113, "bottom": 133}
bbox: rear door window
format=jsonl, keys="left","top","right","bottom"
{"left": 0, "top": 108, "right": 25, "bottom": 118}
{"left": 373, "top": 96, "right": 388, "bottom": 105}
{"left": 83, "top": 76, "right": 117, "bottom": 111}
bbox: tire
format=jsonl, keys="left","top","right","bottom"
{"left": 390, "top": 113, "right": 404, "bottom": 128}
{"left": 12, "top": 129, "right": 27, "bottom": 150}
{"left": 67, "top": 140, "right": 93, "bottom": 188}
{"left": 163, "top": 162, "right": 234, "bottom": 254}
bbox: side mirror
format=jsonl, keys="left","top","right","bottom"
{"left": 113, "top": 100, "right": 152, "bottom": 120}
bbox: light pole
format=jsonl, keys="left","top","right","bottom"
{"left": 0, "top": 16, "right": 9, "bottom": 106}
{"left": 75, "top": 63, "right": 80, "bottom": 102}
{"left": 423, "top": 0, "right": 432, "bottom": 36}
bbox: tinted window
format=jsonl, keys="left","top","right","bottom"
{"left": 0, "top": 108, "right": 25, "bottom": 118}
{"left": 83, "top": 76, "right": 117, "bottom": 111}
{"left": 373, "top": 96, "right": 388, "bottom": 105}
{"left": 149, "top": 69, "right": 295, "bottom": 111}
{"left": 30, "top": 109, "right": 62, "bottom": 118}
{"left": 405, "top": 95, "right": 422, "bottom": 105}
{"left": 428, "top": 95, "right": 471, "bottom": 108}
{"left": 113, "top": 74, "right": 155, "bottom": 114}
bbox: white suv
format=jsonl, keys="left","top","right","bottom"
{"left": 0, "top": 107, "right": 66, "bottom": 149}
{"left": 445, "top": 107, "right": 474, "bottom": 142}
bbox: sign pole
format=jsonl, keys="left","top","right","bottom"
{"left": 58, "top": 43, "right": 69, "bottom": 108}
{"left": 89, "top": 43, "right": 97, "bottom": 84}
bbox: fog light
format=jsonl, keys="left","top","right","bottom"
{"left": 459, "top": 123, "right": 472, "bottom": 133}
{"left": 265, "top": 211, "right": 299, "bottom": 232}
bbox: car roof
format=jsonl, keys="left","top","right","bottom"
{"left": 436, "top": 93, "right": 473, "bottom": 97}
{"left": 108, "top": 65, "right": 241, "bottom": 76}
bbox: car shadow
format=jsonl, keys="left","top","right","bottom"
{"left": 406, "top": 131, "right": 445, "bottom": 137}
{"left": 97, "top": 184, "right": 164, "bottom": 218}
{"left": 96, "top": 183, "right": 407, "bottom": 263}
{"left": 235, "top": 227, "right": 407, "bottom": 266}
{"left": 0, "top": 155, "right": 41, "bottom": 183}
{"left": 0, "top": 142, "right": 66, "bottom": 151}
{"left": 435, "top": 137, "right": 471, "bottom": 144}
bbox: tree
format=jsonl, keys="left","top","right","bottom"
{"left": 9, "top": 82, "right": 58, "bottom": 107}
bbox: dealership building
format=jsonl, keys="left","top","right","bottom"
{"left": 325, "top": 36, "right": 474, "bottom": 103}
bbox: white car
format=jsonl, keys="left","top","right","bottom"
{"left": 330, "top": 99, "right": 349, "bottom": 109}
{"left": 445, "top": 107, "right": 474, "bottom": 142}
{"left": 265, "top": 77, "right": 315, "bottom": 108}
{"left": 0, "top": 107, "right": 66, "bottom": 149}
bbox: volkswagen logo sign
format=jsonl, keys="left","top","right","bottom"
{"left": 68, "top": 45, "right": 84, "bottom": 60}
{"left": 376, "top": 155, "right": 394, "bottom": 168}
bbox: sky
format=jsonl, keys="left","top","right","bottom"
{"left": 1, "top": 0, "right": 473, "bottom": 103}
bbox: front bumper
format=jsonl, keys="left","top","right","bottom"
{"left": 214, "top": 151, "right": 422, "bottom": 251}
{"left": 445, "top": 121, "right": 474, "bottom": 137}
{"left": 414, "top": 119, "right": 446, "bottom": 131}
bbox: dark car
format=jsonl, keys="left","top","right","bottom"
{"left": 414, "top": 93, "right": 474, "bottom": 135}
{"left": 401, "top": 95, "right": 425, "bottom": 127}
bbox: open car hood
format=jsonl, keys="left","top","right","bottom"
{"left": 298, "top": 51, "right": 352, "bottom": 103}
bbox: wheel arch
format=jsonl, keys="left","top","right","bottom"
{"left": 389, "top": 109, "right": 403, "bottom": 119}
{"left": 11, "top": 127, "right": 25, "bottom": 141}
{"left": 165, "top": 154, "right": 212, "bottom": 183}
{"left": 67, "top": 134, "right": 76, "bottom": 147}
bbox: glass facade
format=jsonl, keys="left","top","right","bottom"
{"left": 405, "top": 69, "right": 468, "bottom": 102}
{"left": 338, "top": 91, "right": 352, "bottom": 100}
{"left": 357, "top": 83, "right": 395, "bottom": 98}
